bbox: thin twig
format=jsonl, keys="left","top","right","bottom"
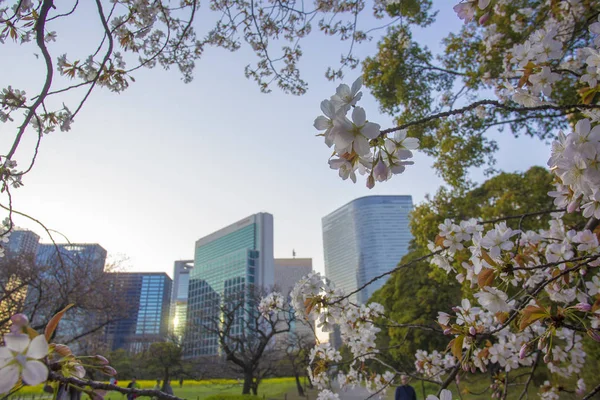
{"left": 518, "top": 352, "right": 539, "bottom": 400}
{"left": 583, "top": 382, "right": 600, "bottom": 400}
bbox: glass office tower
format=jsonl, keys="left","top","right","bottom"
{"left": 105, "top": 272, "right": 172, "bottom": 353}
{"left": 322, "top": 196, "right": 413, "bottom": 305}
{"left": 36, "top": 243, "right": 107, "bottom": 272}
{"left": 185, "top": 213, "right": 274, "bottom": 358}
{"left": 171, "top": 260, "right": 193, "bottom": 339}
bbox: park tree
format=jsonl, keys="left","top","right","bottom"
{"left": 143, "top": 341, "right": 183, "bottom": 391}
{"left": 281, "top": 331, "right": 315, "bottom": 396}
{"left": 187, "top": 290, "right": 293, "bottom": 395}
{"left": 0, "top": 251, "right": 128, "bottom": 348}
{"left": 1, "top": 0, "right": 600, "bottom": 399}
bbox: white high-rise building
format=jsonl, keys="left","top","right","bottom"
{"left": 322, "top": 195, "right": 413, "bottom": 304}
{"left": 323, "top": 196, "right": 413, "bottom": 347}
{"left": 274, "top": 257, "right": 314, "bottom": 341}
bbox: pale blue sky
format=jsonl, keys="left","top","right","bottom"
{"left": 0, "top": 0, "right": 551, "bottom": 276}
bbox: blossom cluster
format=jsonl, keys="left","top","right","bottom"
{"left": 258, "top": 292, "right": 285, "bottom": 317}
{"left": 548, "top": 118, "right": 600, "bottom": 219}
{"left": 290, "top": 273, "right": 395, "bottom": 397}
{"left": 416, "top": 211, "right": 598, "bottom": 395}
{"left": 313, "top": 78, "right": 419, "bottom": 188}
{"left": 0, "top": 312, "right": 117, "bottom": 397}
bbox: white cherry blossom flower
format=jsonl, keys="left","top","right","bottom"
{"left": 330, "top": 77, "right": 363, "bottom": 113}
{"left": 0, "top": 334, "right": 49, "bottom": 394}
{"left": 426, "top": 389, "right": 453, "bottom": 400}
{"left": 333, "top": 107, "right": 380, "bottom": 156}
{"left": 474, "top": 287, "right": 512, "bottom": 314}
{"left": 314, "top": 100, "right": 338, "bottom": 147}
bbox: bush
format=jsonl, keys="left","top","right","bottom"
{"left": 204, "top": 395, "right": 257, "bottom": 400}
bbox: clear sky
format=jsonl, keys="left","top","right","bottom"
{"left": 0, "top": 0, "right": 552, "bottom": 277}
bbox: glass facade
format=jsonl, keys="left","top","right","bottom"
{"left": 185, "top": 213, "right": 274, "bottom": 358}
{"left": 35, "top": 243, "right": 107, "bottom": 272}
{"left": 105, "top": 272, "right": 172, "bottom": 353}
{"left": 322, "top": 196, "right": 413, "bottom": 305}
{"left": 5, "top": 229, "right": 40, "bottom": 256}
{"left": 170, "top": 260, "right": 193, "bottom": 339}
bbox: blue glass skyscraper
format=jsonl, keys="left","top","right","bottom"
{"left": 185, "top": 213, "right": 274, "bottom": 358}
{"left": 104, "top": 272, "right": 172, "bottom": 352}
{"left": 322, "top": 195, "right": 413, "bottom": 305}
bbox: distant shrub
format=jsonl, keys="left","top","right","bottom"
{"left": 204, "top": 395, "right": 257, "bottom": 400}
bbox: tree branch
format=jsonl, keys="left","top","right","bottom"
{"left": 48, "top": 372, "right": 182, "bottom": 400}
{"left": 380, "top": 100, "right": 600, "bottom": 135}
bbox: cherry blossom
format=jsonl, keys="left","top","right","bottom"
{"left": 0, "top": 334, "right": 49, "bottom": 394}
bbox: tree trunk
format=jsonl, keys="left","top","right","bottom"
{"left": 295, "top": 373, "right": 305, "bottom": 396}
{"left": 242, "top": 370, "right": 253, "bottom": 395}
{"left": 306, "top": 373, "right": 314, "bottom": 389}
{"left": 162, "top": 367, "right": 170, "bottom": 392}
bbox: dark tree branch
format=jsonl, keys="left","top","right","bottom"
{"left": 380, "top": 100, "right": 600, "bottom": 135}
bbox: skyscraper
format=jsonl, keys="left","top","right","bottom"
{"left": 274, "top": 258, "right": 312, "bottom": 297}
{"left": 104, "top": 272, "right": 173, "bottom": 353}
{"left": 170, "top": 259, "right": 193, "bottom": 339}
{"left": 0, "top": 229, "right": 40, "bottom": 332}
{"left": 5, "top": 229, "right": 40, "bottom": 256}
{"left": 322, "top": 195, "right": 413, "bottom": 305}
{"left": 274, "top": 258, "right": 314, "bottom": 342}
{"left": 36, "top": 243, "right": 107, "bottom": 272}
{"left": 185, "top": 213, "right": 274, "bottom": 358}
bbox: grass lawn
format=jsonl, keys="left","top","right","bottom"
{"left": 9, "top": 379, "right": 297, "bottom": 400}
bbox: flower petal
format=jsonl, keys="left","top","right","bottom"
{"left": 394, "top": 129, "right": 407, "bottom": 142}
{"left": 335, "top": 83, "right": 350, "bottom": 97}
{"left": 320, "top": 100, "right": 336, "bottom": 119}
{"left": 0, "top": 365, "right": 20, "bottom": 395}
{"left": 361, "top": 122, "right": 381, "bottom": 139}
{"left": 314, "top": 116, "right": 331, "bottom": 130}
{"left": 4, "top": 334, "right": 29, "bottom": 353}
{"left": 440, "top": 389, "right": 453, "bottom": 400}
{"left": 0, "top": 348, "right": 12, "bottom": 369}
{"left": 352, "top": 107, "right": 366, "bottom": 127}
{"left": 21, "top": 360, "right": 48, "bottom": 386}
{"left": 401, "top": 137, "right": 420, "bottom": 150}
{"left": 351, "top": 77, "right": 362, "bottom": 95}
{"left": 353, "top": 136, "right": 370, "bottom": 156}
{"left": 26, "top": 335, "right": 48, "bottom": 360}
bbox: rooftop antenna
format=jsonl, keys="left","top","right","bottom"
{"left": 292, "top": 249, "right": 296, "bottom": 259}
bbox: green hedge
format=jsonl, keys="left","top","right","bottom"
{"left": 204, "top": 395, "right": 257, "bottom": 400}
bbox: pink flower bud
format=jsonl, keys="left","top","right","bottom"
{"left": 443, "top": 328, "right": 452, "bottom": 335}
{"left": 470, "top": 365, "right": 476, "bottom": 373}
{"left": 543, "top": 354, "right": 551, "bottom": 364}
{"left": 102, "top": 366, "right": 117, "bottom": 376}
{"left": 373, "top": 161, "right": 389, "bottom": 182}
{"left": 567, "top": 199, "right": 579, "bottom": 213}
{"left": 462, "top": 364, "right": 469, "bottom": 372}
{"left": 537, "top": 339, "right": 545, "bottom": 350}
{"left": 452, "top": 307, "right": 460, "bottom": 312}
{"left": 519, "top": 344, "right": 527, "bottom": 359}
{"left": 478, "top": 12, "right": 490, "bottom": 25}
{"left": 95, "top": 355, "right": 109, "bottom": 365}
{"left": 574, "top": 303, "right": 592, "bottom": 312}
{"left": 580, "top": 268, "right": 587, "bottom": 276}
{"left": 366, "top": 175, "right": 375, "bottom": 189}
{"left": 587, "top": 329, "right": 600, "bottom": 342}
{"left": 469, "top": 326, "right": 476, "bottom": 336}
{"left": 10, "top": 313, "right": 29, "bottom": 327}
